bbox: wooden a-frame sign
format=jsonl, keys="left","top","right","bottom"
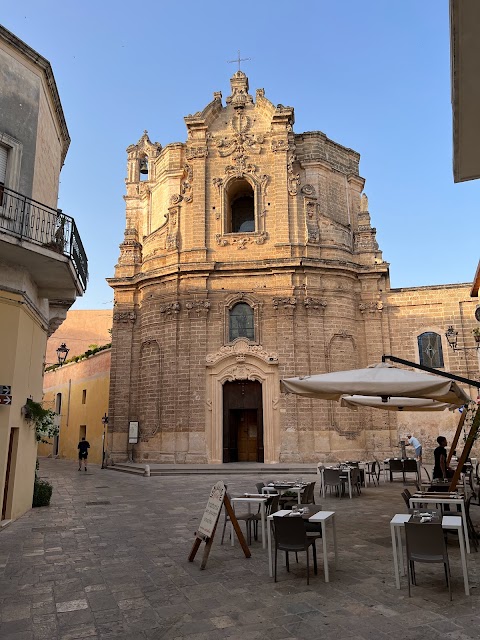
{"left": 188, "top": 480, "right": 251, "bottom": 569}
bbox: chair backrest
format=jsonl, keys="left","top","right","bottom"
{"left": 302, "top": 481, "right": 316, "bottom": 504}
{"left": 401, "top": 490, "right": 410, "bottom": 508}
{"left": 324, "top": 468, "right": 341, "bottom": 484}
{"left": 389, "top": 459, "right": 404, "bottom": 471}
{"left": 345, "top": 461, "right": 359, "bottom": 467}
{"left": 273, "top": 515, "right": 307, "bottom": 547}
{"left": 351, "top": 468, "right": 361, "bottom": 485}
{"left": 405, "top": 522, "right": 447, "bottom": 560}
{"left": 256, "top": 482, "right": 265, "bottom": 494}
{"left": 267, "top": 493, "right": 280, "bottom": 516}
{"left": 317, "top": 463, "right": 324, "bottom": 476}
{"left": 403, "top": 459, "right": 418, "bottom": 472}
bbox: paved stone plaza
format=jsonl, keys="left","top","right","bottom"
{"left": 2, "top": 459, "right": 480, "bottom": 640}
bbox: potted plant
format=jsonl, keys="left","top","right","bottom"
{"left": 472, "top": 327, "right": 480, "bottom": 344}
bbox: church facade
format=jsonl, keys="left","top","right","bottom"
{"left": 107, "top": 72, "right": 478, "bottom": 464}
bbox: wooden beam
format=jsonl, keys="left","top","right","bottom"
{"left": 447, "top": 409, "right": 468, "bottom": 465}
{"left": 449, "top": 407, "right": 480, "bottom": 491}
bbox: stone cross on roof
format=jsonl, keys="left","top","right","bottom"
{"left": 227, "top": 50, "right": 251, "bottom": 72}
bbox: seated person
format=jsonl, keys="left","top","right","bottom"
{"left": 433, "top": 436, "right": 454, "bottom": 480}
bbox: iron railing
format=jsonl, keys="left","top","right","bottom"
{"left": 0, "top": 186, "right": 88, "bottom": 291}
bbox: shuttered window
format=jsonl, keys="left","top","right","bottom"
{"left": 0, "top": 145, "right": 7, "bottom": 185}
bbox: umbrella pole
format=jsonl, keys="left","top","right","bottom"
{"left": 447, "top": 410, "right": 468, "bottom": 466}
{"left": 449, "top": 407, "right": 480, "bottom": 492}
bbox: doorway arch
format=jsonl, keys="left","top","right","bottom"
{"left": 205, "top": 339, "right": 280, "bottom": 464}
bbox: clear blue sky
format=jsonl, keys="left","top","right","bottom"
{"left": 3, "top": 1, "right": 479, "bottom": 309}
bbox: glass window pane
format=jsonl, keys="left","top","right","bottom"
{"left": 229, "top": 303, "right": 254, "bottom": 341}
{"left": 418, "top": 332, "right": 444, "bottom": 368}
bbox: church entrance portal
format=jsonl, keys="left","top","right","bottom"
{"left": 223, "top": 381, "right": 264, "bottom": 463}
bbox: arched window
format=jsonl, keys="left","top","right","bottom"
{"left": 227, "top": 178, "right": 255, "bottom": 233}
{"left": 418, "top": 332, "right": 444, "bottom": 368}
{"left": 229, "top": 303, "right": 254, "bottom": 341}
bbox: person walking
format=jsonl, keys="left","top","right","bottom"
{"left": 406, "top": 434, "right": 422, "bottom": 463}
{"left": 78, "top": 436, "right": 90, "bottom": 471}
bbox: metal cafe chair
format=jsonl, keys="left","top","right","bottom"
{"left": 405, "top": 521, "right": 452, "bottom": 600}
{"left": 273, "top": 515, "right": 318, "bottom": 585}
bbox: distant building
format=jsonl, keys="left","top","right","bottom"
{"left": 0, "top": 25, "right": 87, "bottom": 523}
{"left": 106, "top": 72, "right": 478, "bottom": 465}
{"left": 46, "top": 309, "right": 112, "bottom": 365}
{"left": 41, "top": 348, "right": 110, "bottom": 466}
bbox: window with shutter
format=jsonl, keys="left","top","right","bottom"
{"left": 0, "top": 145, "right": 6, "bottom": 205}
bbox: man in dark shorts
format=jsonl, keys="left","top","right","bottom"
{"left": 78, "top": 436, "right": 90, "bottom": 471}
{"left": 433, "top": 436, "right": 454, "bottom": 480}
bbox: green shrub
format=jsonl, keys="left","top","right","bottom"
{"left": 32, "top": 479, "right": 53, "bottom": 507}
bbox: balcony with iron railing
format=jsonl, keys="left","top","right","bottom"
{"left": 0, "top": 186, "right": 88, "bottom": 293}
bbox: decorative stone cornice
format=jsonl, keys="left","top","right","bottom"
{"left": 185, "top": 300, "right": 211, "bottom": 316}
{"left": 113, "top": 311, "right": 136, "bottom": 323}
{"left": 206, "top": 339, "right": 278, "bottom": 366}
{"left": 359, "top": 301, "right": 383, "bottom": 314}
{"left": 185, "top": 145, "right": 208, "bottom": 160}
{"left": 273, "top": 297, "right": 297, "bottom": 311}
{"left": 160, "top": 302, "right": 180, "bottom": 316}
{"left": 304, "top": 297, "right": 327, "bottom": 311}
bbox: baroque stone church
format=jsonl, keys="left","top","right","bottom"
{"left": 107, "top": 71, "right": 477, "bottom": 464}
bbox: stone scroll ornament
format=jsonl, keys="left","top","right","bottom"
{"left": 287, "top": 151, "right": 300, "bottom": 196}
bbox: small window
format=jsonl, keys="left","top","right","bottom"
{"left": 82, "top": 389, "right": 87, "bottom": 404}
{"left": 229, "top": 303, "right": 254, "bottom": 341}
{"left": 55, "top": 393, "right": 62, "bottom": 415}
{"left": 418, "top": 332, "right": 444, "bottom": 368}
{"left": 227, "top": 178, "right": 255, "bottom": 233}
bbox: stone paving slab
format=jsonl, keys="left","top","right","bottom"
{"left": 1, "top": 459, "right": 480, "bottom": 639}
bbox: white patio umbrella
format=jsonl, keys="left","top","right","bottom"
{"left": 281, "top": 362, "right": 470, "bottom": 407}
{"left": 339, "top": 395, "right": 456, "bottom": 412}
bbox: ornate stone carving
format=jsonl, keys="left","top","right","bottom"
{"left": 305, "top": 201, "right": 320, "bottom": 244}
{"left": 216, "top": 231, "right": 268, "bottom": 248}
{"left": 215, "top": 113, "right": 264, "bottom": 158}
{"left": 212, "top": 177, "right": 223, "bottom": 191}
{"left": 160, "top": 302, "right": 180, "bottom": 316}
{"left": 271, "top": 139, "right": 289, "bottom": 153}
{"left": 287, "top": 151, "right": 300, "bottom": 196}
{"left": 304, "top": 297, "right": 327, "bottom": 310}
{"left": 113, "top": 311, "right": 136, "bottom": 323}
{"left": 185, "top": 146, "right": 208, "bottom": 160}
{"left": 165, "top": 206, "right": 179, "bottom": 251}
{"left": 185, "top": 300, "right": 211, "bottom": 316}
{"left": 359, "top": 301, "right": 383, "bottom": 313}
{"left": 301, "top": 184, "right": 316, "bottom": 196}
{"left": 170, "top": 193, "right": 183, "bottom": 205}
{"left": 225, "top": 70, "right": 254, "bottom": 109}
{"left": 273, "top": 297, "right": 297, "bottom": 310}
{"left": 206, "top": 339, "right": 278, "bottom": 366}
{"left": 360, "top": 192, "right": 369, "bottom": 212}
{"left": 181, "top": 164, "right": 193, "bottom": 203}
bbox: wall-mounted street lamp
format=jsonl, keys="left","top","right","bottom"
{"left": 445, "top": 326, "right": 480, "bottom": 352}
{"left": 56, "top": 343, "right": 69, "bottom": 365}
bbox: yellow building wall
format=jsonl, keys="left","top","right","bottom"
{"left": 41, "top": 349, "right": 110, "bottom": 465}
{"left": 0, "top": 290, "right": 47, "bottom": 521}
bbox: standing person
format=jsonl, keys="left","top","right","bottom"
{"left": 406, "top": 434, "right": 422, "bottom": 463}
{"left": 78, "top": 436, "right": 90, "bottom": 471}
{"left": 433, "top": 436, "right": 454, "bottom": 480}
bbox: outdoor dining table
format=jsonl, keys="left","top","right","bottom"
{"left": 230, "top": 494, "right": 271, "bottom": 549}
{"left": 320, "top": 466, "right": 354, "bottom": 499}
{"left": 267, "top": 508, "right": 338, "bottom": 582}
{"left": 409, "top": 493, "right": 470, "bottom": 554}
{"left": 261, "top": 483, "right": 305, "bottom": 505}
{"left": 390, "top": 513, "right": 469, "bottom": 595}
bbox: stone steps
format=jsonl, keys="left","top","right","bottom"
{"left": 106, "top": 462, "right": 317, "bottom": 477}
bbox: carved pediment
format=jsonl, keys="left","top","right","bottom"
{"left": 206, "top": 338, "right": 278, "bottom": 366}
